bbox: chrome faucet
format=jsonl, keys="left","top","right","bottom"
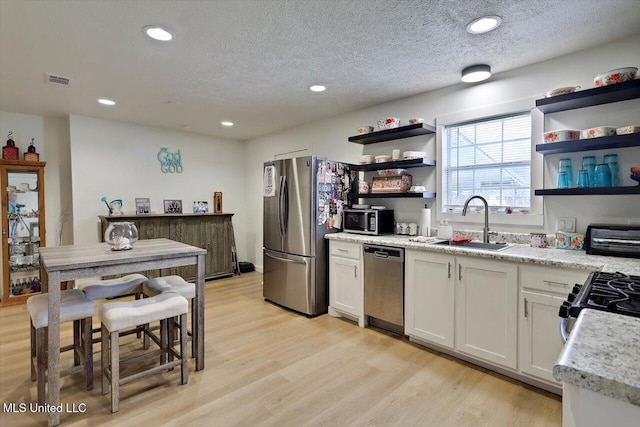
{"left": 462, "top": 195, "right": 490, "bottom": 243}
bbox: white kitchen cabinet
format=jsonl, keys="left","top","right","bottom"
{"left": 328, "top": 240, "right": 364, "bottom": 326}
{"left": 455, "top": 256, "right": 518, "bottom": 370}
{"left": 518, "top": 265, "right": 589, "bottom": 385}
{"left": 404, "top": 250, "right": 454, "bottom": 348}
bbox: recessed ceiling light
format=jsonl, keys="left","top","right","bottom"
{"left": 143, "top": 25, "right": 173, "bottom": 41}
{"left": 98, "top": 98, "right": 116, "bottom": 106}
{"left": 221, "top": 121, "right": 234, "bottom": 127}
{"left": 466, "top": 16, "right": 502, "bottom": 34}
{"left": 461, "top": 65, "right": 492, "bottom": 83}
{"left": 309, "top": 85, "right": 326, "bottom": 92}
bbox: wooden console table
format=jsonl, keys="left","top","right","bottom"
{"left": 99, "top": 213, "right": 236, "bottom": 281}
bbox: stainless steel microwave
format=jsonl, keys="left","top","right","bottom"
{"left": 343, "top": 209, "right": 394, "bottom": 235}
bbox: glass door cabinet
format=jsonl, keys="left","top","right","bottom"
{"left": 1, "top": 160, "right": 46, "bottom": 305}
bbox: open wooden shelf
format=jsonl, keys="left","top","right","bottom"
{"left": 351, "top": 157, "right": 436, "bottom": 171}
{"left": 535, "top": 79, "right": 640, "bottom": 114}
{"left": 535, "top": 133, "right": 640, "bottom": 154}
{"left": 348, "top": 123, "right": 436, "bottom": 145}
{"left": 349, "top": 191, "right": 437, "bottom": 200}
{"left": 534, "top": 186, "right": 640, "bottom": 196}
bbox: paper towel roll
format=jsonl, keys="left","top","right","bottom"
{"left": 420, "top": 208, "right": 431, "bottom": 237}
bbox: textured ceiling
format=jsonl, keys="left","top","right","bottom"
{"left": 1, "top": 0, "right": 639, "bottom": 141}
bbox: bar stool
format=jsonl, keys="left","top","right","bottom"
{"left": 27, "top": 289, "right": 95, "bottom": 405}
{"left": 142, "top": 276, "right": 195, "bottom": 356}
{"left": 77, "top": 273, "right": 148, "bottom": 301}
{"left": 100, "top": 292, "right": 188, "bottom": 413}
{"left": 77, "top": 273, "right": 148, "bottom": 342}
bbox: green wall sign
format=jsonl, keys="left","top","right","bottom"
{"left": 157, "top": 147, "right": 183, "bottom": 173}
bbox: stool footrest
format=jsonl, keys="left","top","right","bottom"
{"left": 120, "top": 360, "right": 183, "bottom": 385}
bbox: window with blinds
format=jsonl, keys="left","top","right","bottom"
{"left": 444, "top": 112, "right": 531, "bottom": 210}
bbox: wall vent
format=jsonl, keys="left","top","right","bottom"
{"left": 45, "top": 73, "right": 72, "bottom": 87}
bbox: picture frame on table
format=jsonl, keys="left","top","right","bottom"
{"left": 135, "top": 198, "right": 151, "bottom": 214}
{"left": 163, "top": 199, "right": 183, "bottom": 214}
{"left": 193, "top": 200, "right": 209, "bottom": 213}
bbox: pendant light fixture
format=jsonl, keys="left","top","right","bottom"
{"left": 461, "top": 65, "right": 492, "bottom": 83}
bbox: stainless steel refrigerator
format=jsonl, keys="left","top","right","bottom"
{"left": 263, "top": 156, "right": 352, "bottom": 315}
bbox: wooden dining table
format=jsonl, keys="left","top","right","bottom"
{"left": 38, "top": 238, "right": 207, "bottom": 426}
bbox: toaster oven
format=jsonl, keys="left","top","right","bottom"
{"left": 585, "top": 224, "right": 640, "bottom": 258}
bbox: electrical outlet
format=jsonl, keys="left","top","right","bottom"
{"left": 557, "top": 217, "right": 576, "bottom": 233}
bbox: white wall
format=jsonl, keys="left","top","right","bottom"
{"left": 246, "top": 35, "right": 640, "bottom": 269}
{"left": 68, "top": 115, "right": 248, "bottom": 259}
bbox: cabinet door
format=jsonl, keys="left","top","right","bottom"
{"left": 456, "top": 257, "right": 518, "bottom": 369}
{"left": 405, "top": 250, "right": 455, "bottom": 348}
{"left": 172, "top": 218, "right": 199, "bottom": 280}
{"left": 519, "top": 290, "right": 566, "bottom": 384}
{"left": 204, "top": 216, "right": 234, "bottom": 278}
{"left": 329, "top": 255, "right": 361, "bottom": 317}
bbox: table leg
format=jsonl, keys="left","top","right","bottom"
{"left": 47, "top": 271, "right": 61, "bottom": 427}
{"left": 195, "top": 253, "right": 205, "bottom": 370}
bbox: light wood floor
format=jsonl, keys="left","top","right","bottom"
{"left": 0, "top": 272, "right": 561, "bottom": 426}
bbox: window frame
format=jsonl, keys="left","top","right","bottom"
{"left": 435, "top": 98, "right": 543, "bottom": 227}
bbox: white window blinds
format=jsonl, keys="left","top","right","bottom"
{"left": 444, "top": 112, "right": 531, "bottom": 209}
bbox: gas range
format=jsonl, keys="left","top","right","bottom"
{"left": 560, "top": 271, "right": 640, "bottom": 319}
{"left": 559, "top": 271, "right": 640, "bottom": 341}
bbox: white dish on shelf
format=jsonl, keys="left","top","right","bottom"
{"left": 377, "top": 168, "right": 407, "bottom": 176}
{"left": 351, "top": 204, "right": 370, "bottom": 209}
{"left": 371, "top": 205, "right": 386, "bottom": 210}
{"left": 402, "top": 151, "right": 426, "bottom": 159}
{"left": 581, "top": 126, "right": 617, "bottom": 139}
{"left": 358, "top": 154, "right": 374, "bottom": 164}
{"left": 616, "top": 125, "right": 640, "bottom": 135}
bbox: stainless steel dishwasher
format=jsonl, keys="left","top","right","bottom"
{"left": 363, "top": 244, "right": 405, "bottom": 335}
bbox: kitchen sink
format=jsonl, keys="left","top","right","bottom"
{"left": 433, "top": 240, "right": 513, "bottom": 251}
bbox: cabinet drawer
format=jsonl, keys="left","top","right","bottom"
{"left": 330, "top": 241, "right": 361, "bottom": 260}
{"left": 519, "top": 264, "right": 591, "bottom": 295}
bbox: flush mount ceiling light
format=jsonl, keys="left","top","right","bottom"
{"left": 461, "top": 64, "right": 492, "bottom": 83}
{"left": 98, "top": 98, "right": 116, "bottom": 106}
{"left": 143, "top": 25, "right": 173, "bottom": 41}
{"left": 466, "top": 16, "right": 502, "bottom": 34}
{"left": 221, "top": 121, "right": 234, "bottom": 127}
{"left": 309, "top": 85, "right": 326, "bottom": 92}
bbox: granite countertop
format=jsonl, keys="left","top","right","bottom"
{"left": 325, "top": 233, "right": 640, "bottom": 275}
{"left": 553, "top": 309, "right": 640, "bottom": 406}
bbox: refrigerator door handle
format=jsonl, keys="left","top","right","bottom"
{"left": 281, "top": 175, "right": 289, "bottom": 236}
{"left": 278, "top": 175, "right": 286, "bottom": 238}
{"left": 264, "top": 250, "right": 307, "bottom": 265}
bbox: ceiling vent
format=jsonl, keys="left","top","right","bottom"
{"left": 45, "top": 73, "right": 72, "bottom": 87}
